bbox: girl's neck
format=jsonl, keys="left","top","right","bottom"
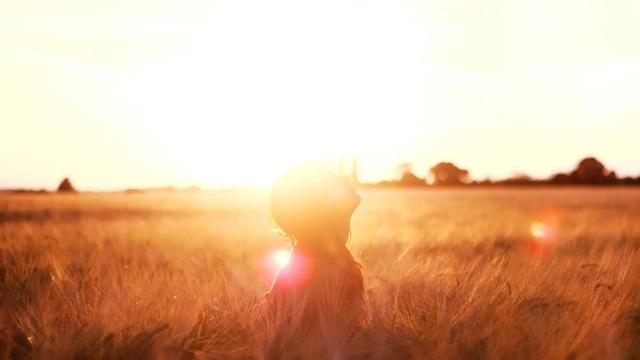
{"left": 295, "top": 226, "right": 349, "bottom": 251}
{"left": 295, "top": 241, "right": 345, "bottom": 255}
{"left": 294, "top": 240, "right": 353, "bottom": 268}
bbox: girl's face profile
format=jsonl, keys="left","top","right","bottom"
{"left": 328, "top": 175, "right": 360, "bottom": 218}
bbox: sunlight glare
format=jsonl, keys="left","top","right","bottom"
{"left": 273, "top": 249, "right": 291, "bottom": 269}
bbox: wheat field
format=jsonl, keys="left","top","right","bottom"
{"left": 1, "top": 188, "right": 640, "bottom": 359}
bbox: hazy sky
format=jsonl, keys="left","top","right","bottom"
{"left": 2, "top": 0, "right": 639, "bottom": 190}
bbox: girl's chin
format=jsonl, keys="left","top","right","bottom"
{"left": 350, "top": 193, "right": 361, "bottom": 210}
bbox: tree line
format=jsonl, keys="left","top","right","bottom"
{"left": 5, "top": 156, "right": 639, "bottom": 194}
{"left": 368, "top": 157, "right": 640, "bottom": 187}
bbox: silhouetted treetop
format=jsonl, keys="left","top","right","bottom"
{"left": 549, "top": 173, "right": 570, "bottom": 185}
{"left": 569, "top": 157, "right": 617, "bottom": 184}
{"left": 430, "top": 162, "right": 470, "bottom": 186}
{"left": 57, "top": 178, "right": 76, "bottom": 192}
{"left": 497, "top": 173, "right": 542, "bottom": 185}
{"left": 399, "top": 170, "right": 425, "bottom": 186}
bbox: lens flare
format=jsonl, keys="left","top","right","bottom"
{"left": 530, "top": 222, "right": 548, "bottom": 238}
{"left": 528, "top": 218, "right": 561, "bottom": 258}
{"left": 273, "top": 249, "right": 291, "bottom": 269}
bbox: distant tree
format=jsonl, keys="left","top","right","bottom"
{"left": 57, "top": 177, "right": 76, "bottom": 192}
{"left": 619, "top": 177, "right": 637, "bottom": 185}
{"left": 569, "top": 157, "right": 616, "bottom": 184}
{"left": 481, "top": 177, "right": 493, "bottom": 184}
{"left": 475, "top": 178, "right": 494, "bottom": 186}
{"left": 499, "top": 173, "right": 536, "bottom": 185}
{"left": 429, "top": 162, "right": 470, "bottom": 185}
{"left": 549, "top": 173, "right": 571, "bottom": 185}
{"left": 398, "top": 170, "right": 426, "bottom": 186}
{"left": 390, "top": 162, "right": 425, "bottom": 186}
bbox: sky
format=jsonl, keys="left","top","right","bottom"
{"left": 1, "top": 0, "right": 639, "bottom": 190}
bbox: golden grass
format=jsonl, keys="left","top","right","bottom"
{"left": 1, "top": 188, "right": 640, "bottom": 359}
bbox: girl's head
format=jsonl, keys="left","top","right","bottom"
{"left": 270, "top": 162, "right": 360, "bottom": 249}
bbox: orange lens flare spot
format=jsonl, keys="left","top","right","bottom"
{"left": 530, "top": 222, "right": 548, "bottom": 239}
{"left": 528, "top": 218, "right": 561, "bottom": 258}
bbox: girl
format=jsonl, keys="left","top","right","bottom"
{"left": 262, "top": 162, "right": 368, "bottom": 359}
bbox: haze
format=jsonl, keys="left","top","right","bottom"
{"left": 1, "top": 0, "right": 639, "bottom": 190}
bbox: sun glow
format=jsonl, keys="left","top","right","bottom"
{"left": 92, "top": 8, "right": 440, "bottom": 187}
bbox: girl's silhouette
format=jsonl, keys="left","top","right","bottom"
{"left": 262, "top": 162, "right": 368, "bottom": 358}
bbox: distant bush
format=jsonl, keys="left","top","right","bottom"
{"left": 57, "top": 178, "right": 77, "bottom": 193}
{"left": 429, "top": 162, "right": 470, "bottom": 185}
